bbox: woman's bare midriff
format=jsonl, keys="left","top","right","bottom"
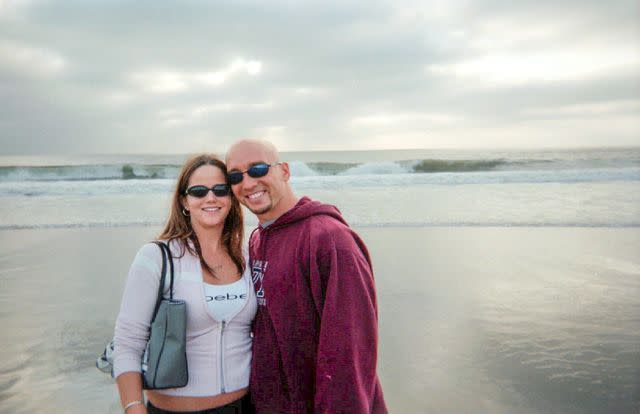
{"left": 147, "top": 387, "right": 247, "bottom": 411}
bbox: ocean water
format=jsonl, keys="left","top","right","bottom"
{"left": 0, "top": 147, "right": 639, "bottom": 229}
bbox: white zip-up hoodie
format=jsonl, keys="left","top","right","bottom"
{"left": 113, "top": 240, "right": 257, "bottom": 397}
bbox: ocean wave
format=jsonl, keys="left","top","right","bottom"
{"left": 341, "top": 161, "right": 412, "bottom": 175}
{"left": 295, "top": 159, "right": 518, "bottom": 175}
{"left": 1, "top": 156, "right": 639, "bottom": 183}
{"left": 411, "top": 159, "right": 507, "bottom": 172}
{"left": 0, "top": 164, "right": 181, "bottom": 182}
{"left": 0, "top": 168, "right": 638, "bottom": 197}
{"left": 287, "top": 161, "right": 320, "bottom": 177}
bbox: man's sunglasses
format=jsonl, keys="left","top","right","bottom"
{"left": 227, "top": 162, "right": 283, "bottom": 185}
{"left": 184, "top": 184, "right": 230, "bottom": 198}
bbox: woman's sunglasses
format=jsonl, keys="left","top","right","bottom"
{"left": 185, "top": 184, "right": 230, "bottom": 198}
{"left": 227, "top": 162, "right": 283, "bottom": 185}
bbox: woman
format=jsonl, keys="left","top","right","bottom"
{"left": 113, "top": 154, "right": 256, "bottom": 414}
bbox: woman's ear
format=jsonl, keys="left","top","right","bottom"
{"left": 181, "top": 195, "right": 189, "bottom": 213}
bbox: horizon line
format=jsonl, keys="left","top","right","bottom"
{"left": 1, "top": 144, "right": 640, "bottom": 158}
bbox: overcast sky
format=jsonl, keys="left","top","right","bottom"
{"left": 1, "top": 0, "right": 638, "bottom": 154}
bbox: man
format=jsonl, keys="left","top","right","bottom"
{"left": 226, "top": 139, "right": 387, "bottom": 414}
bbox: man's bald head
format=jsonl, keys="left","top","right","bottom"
{"left": 226, "top": 139, "right": 280, "bottom": 165}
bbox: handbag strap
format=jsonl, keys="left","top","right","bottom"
{"left": 150, "top": 241, "right": 175, "bottom": 322}
{"left": 163, "top": 241, "right": 175, "bottom": 300}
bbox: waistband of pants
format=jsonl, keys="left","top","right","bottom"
{"left": 146, "top": 394, "right": 250, "bottom": 414}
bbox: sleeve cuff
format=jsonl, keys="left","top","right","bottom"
{"left": 113, "top": 357, "right": 142, "bottom": 378}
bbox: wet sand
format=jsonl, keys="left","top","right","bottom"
{"left": 0, "top": 226, "right": 638, "bottom": 413}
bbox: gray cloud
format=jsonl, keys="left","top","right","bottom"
{"left": 0, "top": 0, "right": 638, "bottom": 154}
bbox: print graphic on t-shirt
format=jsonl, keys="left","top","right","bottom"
{"left": 251, "top": 259, "right": 268, "bottom": 306}
{"left": 205, "top": 292, "right": 247, "bottom": 301}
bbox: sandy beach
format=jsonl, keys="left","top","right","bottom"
{"left": 0, "top": 225, "right": 638, "bottom": 413}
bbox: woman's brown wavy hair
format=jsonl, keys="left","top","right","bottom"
{"left": 158, "top": 154, "right": 244, "bottom": 277}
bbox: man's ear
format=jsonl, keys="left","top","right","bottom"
{"left": 280, "top": 162, "right": 291, "bottom": 181}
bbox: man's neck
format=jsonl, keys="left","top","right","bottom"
{"left": 258, "top": 194, "right": 300, "bottom": 225}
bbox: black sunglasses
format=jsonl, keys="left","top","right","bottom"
{"left": 227, "top": 162, "right": 283, "bottom": 185}
{"left": 185, "top": 184, "right": 230, "bottom": 198}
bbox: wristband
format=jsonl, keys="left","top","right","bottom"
{"left": 123, "top": 400, "right": 143, "bottom": 412}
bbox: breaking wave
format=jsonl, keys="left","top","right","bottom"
{"left": 0, "top": 164, "right": 181, "bottom": 182}
{"left": 3, "top": 155, "right": 638, "bottom": 183}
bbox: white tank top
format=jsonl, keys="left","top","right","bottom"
{"left": 203, "top": 278, "right": 248, "bottom": 322}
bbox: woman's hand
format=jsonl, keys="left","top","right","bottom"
{"left": 116, "top": 372, "right": 146, "bottom": 414}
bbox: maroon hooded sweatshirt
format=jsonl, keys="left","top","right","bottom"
{"left": 249, "top": 197, "right": 388, "bottom": 414}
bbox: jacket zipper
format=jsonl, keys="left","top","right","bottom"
{"left": 219, "top": 320, "right": 226, "bottom": 393}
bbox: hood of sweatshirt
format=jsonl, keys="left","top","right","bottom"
{"left": 267, "top": 196, "right": 346, "bottom": 231}
{"left": 249, "top": 197, "right": 347, "bottom": 259}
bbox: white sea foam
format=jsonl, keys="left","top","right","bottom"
{"left": 287, "top": 161, "right": 319, "bottom": 177}
{"left": 0, "top": 164, "right": 180, "bottom": 182}
{"left": 339, "top": 161, "right": 412, "bottom": 175}
{"left": 0, "top": 179, "right": 175, "bottom": 197}
{"left": 1, "top": 180, "right": 639, "bottom": 229}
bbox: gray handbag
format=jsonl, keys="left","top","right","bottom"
{"left": 96, "top": 241, "right": 188, "bottom": 390}
{"left": 141, "top": 241, "right": 188, "bottom": 389}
